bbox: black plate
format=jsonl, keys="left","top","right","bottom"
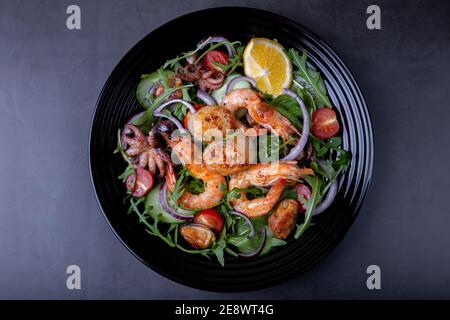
{"left": 89, "top": 7, "right": 373, "bottom": 292}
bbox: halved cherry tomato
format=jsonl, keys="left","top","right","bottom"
{"left": 203, "top": 50, "right": 228, "bottom": 72}
{"left": 183, "top": 103, "right": 204, "bottom": 128}
{"left": 295, "top": 183, "right": 311, "bottom": 213}
{"left": 194, "top": 208, "right": 223, "bottom": 234}
{"left": 126, "top": 168, "right": 154, "bottom": 198}
{"left": 311, "top": 108, "right": 340, "bottom": 139}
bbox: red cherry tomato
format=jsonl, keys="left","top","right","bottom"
{"left": 126, "top": 168, "right": 154, "bottom": 198}
{"left": 183, "top": 104, "right": 204, "bottom": 128}
{"left": 295, "top": 183, "right": 312, "bottom": 213}
{"left": 203, "top": 50, "right": 228, "bottom": 71}
{"left": 194, "top": 208, "right": 224, "bottom": 233}
{"left": 311, "top": 108, "right": 340, "bottom": 139}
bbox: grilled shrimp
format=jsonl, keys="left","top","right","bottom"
{"left": 229, "top": 161, "right": 314, "bottom": 187}
{"left": 179, "top": 165, "right": 226, "bottom": 210}
{"left": 167, "top": 134, "right": 225, "bottom": 210}
{"left": 222, "top": 88, "right": 300, "bottom": 141}
{"left": 228, "top": 161, "right": 314, "bottom": 217}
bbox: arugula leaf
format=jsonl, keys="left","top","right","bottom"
{"left": 294, "top": 175, "right": 323, "bottom": 239}
{"left": 118, "top": 163, "right": 134, "bottom": 182}
{"left": 212, "top": 240, "right": 226, "bottom": 266}
{"left": 294, "top": 84, "right": 317, "bottom": 111}
{"left": 260, "top": 227, "right": 287, "bottom": 256}
{"left": 171, "top": 169, "right": 187, "bottom": 204}
{"left": 270, "top": 94, "right": 302, "bottom": 117}
{"left": 213, "top": 44, "right": 244, "bottom": 74}
{"left": 288, "top": 49, "right": 332, "bottom": 108}
{"left": 227, "top": 215, "right": 287, "bottom": 256}
{"left": 311, "top": 135, "right": 343, "bottom": 158}
{"left": 129, "top": 198, "right": 176, "bottom": 247}
{"left": 186, "top": 176, "right": 205, "bottom": 194}
{"left": 333, "top": 148, "right": 350, "bottom": 172}
{"left": 114, "top": 129, "right": 136, "bottom": 182}
{"left": 266, "top": 94, "right": 303, "bottom": 130}
{"left": 226, "top": 230, "right": 265, "bottom": 254}
{"left": 172, "top": 103, "right": 188, "bottom": 121}
{"left": 212, "top": 227, "right": 227, "bottom": 267}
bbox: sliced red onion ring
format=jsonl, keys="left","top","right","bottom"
{"left": 238, "top": 228, "right": 267, "bottom": 258}
{"left": 226, "top": 76, "right": 257, "bottom": 94}
{"left": 313, "top": 179, "right": 338, "bottom": 216}
{"left": 196, "top": 89, "right": 217, "bottom": 105}
{"left": 197, "top": 36, "right": 236, "bottom": 57}
{"left": 229, "top": 211, "right": 255, "bottom": 238}
{"left": 153, "top": 112, "right": 185, "bottom": 132}
{"left": 159, "top": 183, "right": 194, "bottom": 221}
{"left": 313, "top": 160, "right": 338, "bottom": 216}
{"left": 154, "top": 99, "right": 197, "bottom": 115}
{"left": 281, "top": 89, "right": 310, "bottom": 161}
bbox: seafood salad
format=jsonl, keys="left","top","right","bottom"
{"left": 115, "top": 36, "right": 350, "bottom": 265}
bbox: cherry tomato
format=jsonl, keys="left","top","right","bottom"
{"left": 295, "top": 183, "right": 312, "bottom": 213}
{"left": 311, "top": 108, "right": 340, "bottom": 139}
{"left": 126, "top": 168, "right": 154, "bottom": 198}
{"left": 203, "top": 50, "right": 228, "bottom": 72}
{"left": 183, "top": 103, "right": 204, "bottom": 128}
{"left": 194, "top": 208, "right": 224, "bottom": 233}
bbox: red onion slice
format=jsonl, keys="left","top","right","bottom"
{"left": 313, "top": 160, "right": 338, "bottom": 216}
{"left": 196, "top": 89, "right": 217, "bottom": 105}
{"left": 238, "top": 228, "right": 267, "bottom": 258}
{"left": 159, "top": 183, "right": 194, "bottom": 221}
{"left": 281, "top": 89, "right": 310, "bottom": 161}
{"left": 226, "top": 76, "right": 257, "bottom": 94}
{"left": 313, "top": 180, "right": 338, "bottom": 216}
{"left": 229, "top": 211, "right": 255, "bottom": 238}
{"left": 154, "top": 99, "right": 197, "bottom": 115}
{"left": 197, "top": 36, "right": 236, "bottom": 57}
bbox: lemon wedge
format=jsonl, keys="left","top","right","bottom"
{"left": 243, "top": 38, "right": 292, "bottom": 96}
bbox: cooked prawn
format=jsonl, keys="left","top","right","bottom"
{"left": 228, "top": 161, "right": 314, "bottom": 217}
{"left": 166, "top": 134, "right": 225, "bottom": 210}
{"left": 178, "top": 165, "right": 226, "bottom": 210}
{"left": 222, "top": 88, "right": 300, "bottom": 141}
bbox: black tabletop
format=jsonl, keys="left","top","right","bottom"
{"left": 1, "top": 0, "right": 449, "bottom": 299}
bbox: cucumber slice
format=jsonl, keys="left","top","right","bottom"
{"left": 136, "top": 71, "right": 160, "bottom": 109}
{"left": 144, "top": 183, "right": 194, "bottom": 224}
{"left": 211, "top": 73, "right": 252, "bottom": 104}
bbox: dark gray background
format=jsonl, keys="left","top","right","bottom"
{"left": 1, "top": 0, "right": 449, "bottom": 299}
